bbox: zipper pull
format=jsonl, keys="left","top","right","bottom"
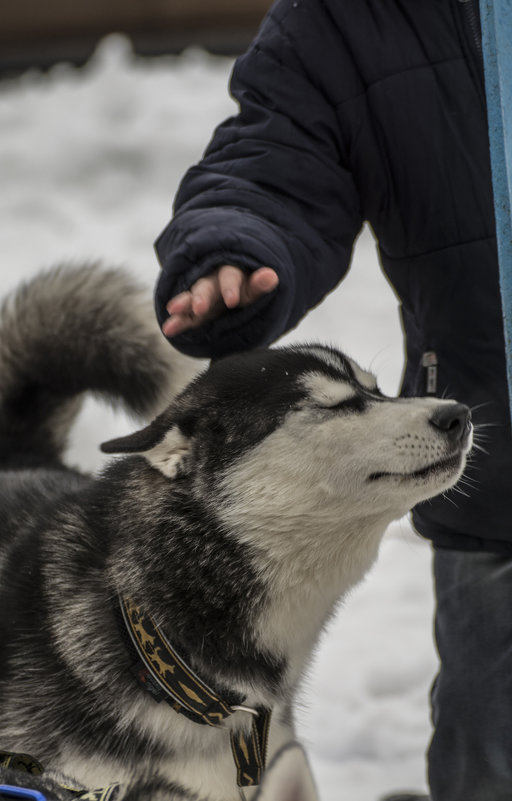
{"left": 422, "top": 351, "right": 438, "bottom": 395}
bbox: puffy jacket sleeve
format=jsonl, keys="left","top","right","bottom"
{"left": 154, "top": 0, "right": 363, "bottom": 358}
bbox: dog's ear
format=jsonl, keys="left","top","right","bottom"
{"left": 101, "top": 421, "right": 162, "bottom": 454}
{"left": 101, "top": 419, "right": 191, "bottom": 479}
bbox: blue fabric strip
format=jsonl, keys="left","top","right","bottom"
{"left": 480, "top": 0, "right": 512, "bottom": 421}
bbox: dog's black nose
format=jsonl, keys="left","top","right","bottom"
{"left": 429, "top": 403, "right": 472, "bottom": 443}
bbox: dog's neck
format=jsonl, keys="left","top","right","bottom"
{"left": 119, "top": 595, "right": 247, "bottom": 715}
{"left": 251, "top": 517, "right": 388, "bottom": 690}
{"left": 106, "top": 459, "right": 390, "bottom": 706}
{"left": 106, "top": 460, "right": 287, "bottom": 699}
{"left": 117, "top": 595, "right": 274, "bottom": 789}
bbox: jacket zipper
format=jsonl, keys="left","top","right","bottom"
{"left": 457, "top": 0, "right": 482, "bottom": 57}
{"left": 455, "top": 0, "right": 485, "bottom": 101}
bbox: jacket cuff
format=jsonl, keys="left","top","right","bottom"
{"left": 154, "top": 209, "right": 297, "bottom": 358}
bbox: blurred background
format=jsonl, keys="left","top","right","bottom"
{"left": 1, "top": 0, "right": 272, "bottom": 74}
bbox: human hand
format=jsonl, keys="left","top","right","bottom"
{"left": 162, "top": 265, "right": 279, "bottom": 338}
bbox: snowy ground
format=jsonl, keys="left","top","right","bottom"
{"left": 0, "top": 37, "right": 436, "bottom": 800}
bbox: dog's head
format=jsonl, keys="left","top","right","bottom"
{"left": 102, "top": 344, "right": 472, "bottom": 527}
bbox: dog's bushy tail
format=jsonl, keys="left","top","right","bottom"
{"left": 0, "top": 264, "right": 197, "bottom": 469}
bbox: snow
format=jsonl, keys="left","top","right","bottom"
{"left": 0, "top": 36, "right": 436, "bottom": 800}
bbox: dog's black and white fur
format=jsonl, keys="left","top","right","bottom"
{"left": 0, "top": 265, "right": 472, "bottom": 801}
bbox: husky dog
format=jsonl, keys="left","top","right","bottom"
{"left": 0, "top": 265, "right": 472, "bottom": 801}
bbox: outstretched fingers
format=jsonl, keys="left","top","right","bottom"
{"left": 162, "top": 265, "right": 279, "bottom": 338}
{"left": 163, "top": 274, "right": 221, "bottom": 337}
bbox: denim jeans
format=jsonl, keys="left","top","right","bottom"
{"left": 429, "top": 548, "right": 512, "bottom": 801}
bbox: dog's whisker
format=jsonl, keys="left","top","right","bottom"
{"left": 471, "top": 442, "right": 490, "bottom": 455}
{"left": 451, "top": 485, "right": 471, "bottom": 499}
{"left": 441, "top": 491, "right": 460, "bottom": 508}
{"left": 460, "top": 475, "right": 480, "bottom": 487}
{"left": 470, "top": 401, "right": 494, "bottom": 414}
{"left": 472, "top": 432, "right": 491, "bottom": 444}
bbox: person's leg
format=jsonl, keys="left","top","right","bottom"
{"left": 429, "top": 547, "right": 512, "bottom": 801}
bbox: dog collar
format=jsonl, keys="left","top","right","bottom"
{"left": 119, "top": 596, "right": 272, "bottom": 787}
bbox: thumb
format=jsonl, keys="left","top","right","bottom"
{"left": 243, "top": 267, "right": 279, "bottom": 305}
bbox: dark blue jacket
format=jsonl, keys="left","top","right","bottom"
{"left": 155, "top": 0, "right": 512, "bottom": 552}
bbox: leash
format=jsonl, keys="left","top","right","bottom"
{"left": 0, "top": 751, "right": 119, "bottom": 801}
{"left": 119, "top": 596, "right": 272, "bottom": 787}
